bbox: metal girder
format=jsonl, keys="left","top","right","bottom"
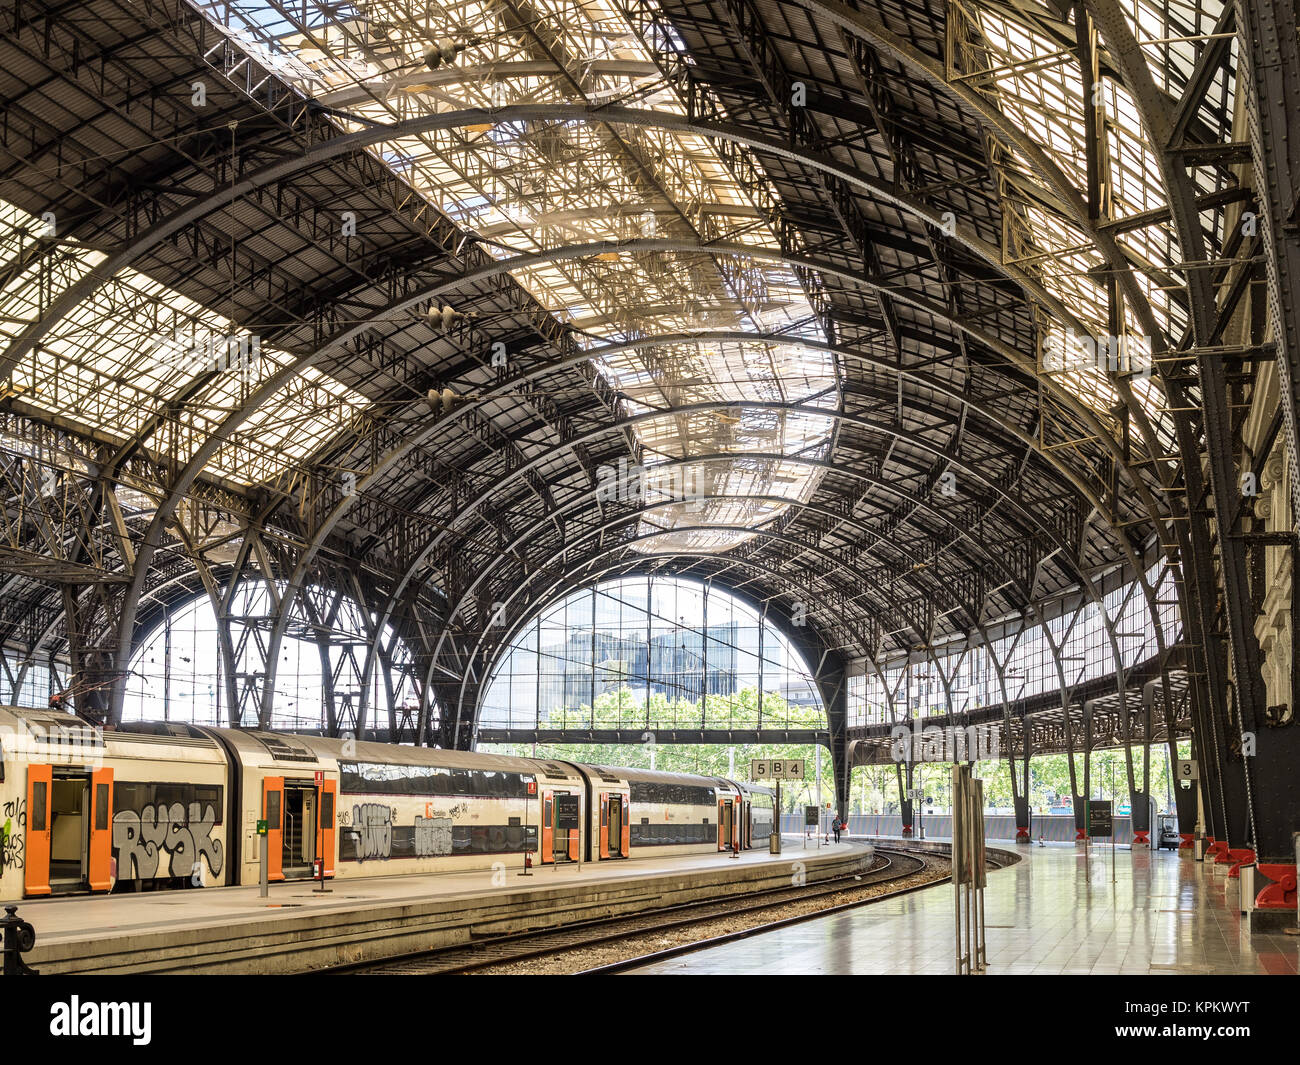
{"left": 0, "top": 101, "right": 1124, "bottom": 385}
{"left": 1083, "top": 0, "right": 1272, "bottom": 859}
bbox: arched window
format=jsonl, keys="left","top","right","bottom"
{"left": 124, "top": 586, "right": 421, "bottom": 732}
{"left": 480, "top": 575, "right": 827, "bottom": 733}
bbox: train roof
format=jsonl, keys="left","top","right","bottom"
{"left": 286, "top": 733, "right": 594, "bottom": 782}
{"left": 587, "top": 764, "right": 731, "bottom": 789}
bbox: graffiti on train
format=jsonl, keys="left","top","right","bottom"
{"left": 112, "top": 802, "right": 224, "bottom": 879}
{"left": 349, "top": 803, "right": 394, "bottom": 860}
{"left": 0, "top": 797, "right": 24, "bottom": 872}
{"left": 414, "top": 815, "right": 452, "bottom": 857}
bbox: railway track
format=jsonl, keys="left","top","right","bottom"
{"left": 323, "top": 844, "right": 948, "bottom": 976}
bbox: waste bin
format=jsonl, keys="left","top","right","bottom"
{"left": 769, "top": 832, "right": 781, "bottom": 854}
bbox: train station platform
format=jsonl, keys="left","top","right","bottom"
{"left": 12, "top": 837, "right": 871, "bottom": 974}
{"left": 626, "top": 841, "right": 1300, "bottom": 975}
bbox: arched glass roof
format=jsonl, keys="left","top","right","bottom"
{"left": 205, "top": 0, "right": 837, "bottom": 553}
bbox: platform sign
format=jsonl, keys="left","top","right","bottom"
{"left": 1175, "top": 759, "right": 1198, "bottom": 781}
{"left": 750, "top": 758, "right": 805, "bottom": 781}
{"left": 804, "top": 805, "right": 819, "bottom": 826}
{"left": 555, "top": 794, "right": 580, "bottom": 831}
{"left": 1088, "top": 800, "right": 1113, "bottom": 837}
{"left": 256, "top": 819, "right": 268, "bottom": 836}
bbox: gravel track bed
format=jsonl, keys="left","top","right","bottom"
{"left": 468, "top": 852, "right": 950, "bottom": 975}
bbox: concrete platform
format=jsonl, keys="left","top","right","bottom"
{"left": 16, "top": 837, "right": 872, "bottom": 974}
{"left": 627, "top": 841, "right": 1300, "bottom": 975}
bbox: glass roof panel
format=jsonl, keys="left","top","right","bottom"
{"left": 0, "top": 199, "right": 372, "bottom": 486}
{"left": 202, "top": 0, "right": 836, "bottom": 552}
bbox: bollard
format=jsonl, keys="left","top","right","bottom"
{"left": 1, "top": 905, "right": 38, "bottom": 975}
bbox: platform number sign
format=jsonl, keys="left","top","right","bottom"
{"left": 1175, "top": 759, "right": 1198, "bottom": 781}
{"left": 750, "top": 758, "right": 806, "bottom": 781}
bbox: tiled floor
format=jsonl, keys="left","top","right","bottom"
{"left": 628, "top": 842, "right": 1300, "bottom": 975}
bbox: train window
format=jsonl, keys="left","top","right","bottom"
{"left": 266, "top": 790, "right": 281, "bottom": 831}
{"left": 95, "top": 783, "right": 109, "bottom": 831}
{"left": 194, "top": 785, "right": 224, "bottom": 824}
{"left": 320, "top": 790, "right": 334, "bottom": 825}
{"left": 31, "top": 781, "right": 46, "bottom": 832}
{"left": 337, "top": 761, "right": 535, "bottom": 800}
{"left": 115, "top": 782, "right": 151, "bottom": 811}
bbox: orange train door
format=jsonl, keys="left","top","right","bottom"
{"left": 317, "top": 778, "right": 337, "bottom": 877}
{"left": 734, "top": 797, "right": 742, "bottom": 852}
{"left": 599, "top": 792, "right": 627, "bottom": 859}
{"left": 88, "top": 767, "right": 114, "bottom": 892}
{"left": 602, "top": 793, "right": 625, "bottom": 859}
{"left": 717, "top": 797, "right": 727, "bottom": 850}
{"left": 541, "top": 791, "right": 554, "bottom": 863}
{"left": 24, "top": 765, "right": 52, "bottom": 896}
{"left": 620, "top": 792, "right": 630, "bottom": 857}
{"left": 263, "top": 776, "right": 284, "bottom": 881}
{"left": 599, "top": 792, "right": 608, "bottom": 858}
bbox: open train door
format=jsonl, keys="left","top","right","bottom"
{"left": 317, "top": 777, "right": 337, "bottom": 878}
{"left": 599, "top": 792, "right": 609, "bottom": 858}
{"left": 597, "top": 792, "right": 628, "bottom": 859}
{"left": 88, "top": 767, "right": 114, "bottom": 892}
{"left": 718, "top": 796, "right": 735, "bottom": 851}
{"left": 24, "top": 765, "right": 52, "bottom": 896}
{"left": 263, "top": 776, "right": 284, "bottom": 881}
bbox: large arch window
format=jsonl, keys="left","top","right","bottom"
{"left": 480, "top": 575, "right": 827, "bottom": 734}
{"left": 847, "top": 560, "right": 1183, "bottom": 727}
{"left": 123, "top": 586, "right": 421, "bottom": 732}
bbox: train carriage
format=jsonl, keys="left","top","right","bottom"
{"left": 0, "top": 705, "right": 788, "bottom": 899}
{"left": 0, "top": 709, "right": 230, "bottom": 898}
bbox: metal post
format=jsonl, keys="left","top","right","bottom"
{"left": 520, "top": 783, "right": 533, "bottom": 876}
{"left": 774, "top": 779, "right": 782, "bottom": 854}
{"left": 1, "top": 906, "right": 37, "bottom": 975}
{"left": 953, "top": 764, "right": 963, "bottom": 974}
{"left": 259, "top": 832, "right": 268, "bottom": 898}
{"left": 314, "top": 785, "right": 330, "bottom": 893}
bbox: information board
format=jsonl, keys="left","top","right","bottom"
{"left": 1088, "top": 799, "right": 1113, "bottom": 837}
{"left": 804, "top": 805, "right": 819, "bottom": 826}
{"left": 555, "top": 794, "right": 580, "bottom": 831}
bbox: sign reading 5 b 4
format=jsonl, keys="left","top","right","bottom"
{"left": 751, "top": 758, "right": 806, "bottom": 781}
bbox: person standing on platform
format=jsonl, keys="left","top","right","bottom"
{"left": 832, "top": 816, "right": 842, "bottom": 844}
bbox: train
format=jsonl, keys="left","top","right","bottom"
{"left": 0, "top": 705, "right": 777, "bottom": 898}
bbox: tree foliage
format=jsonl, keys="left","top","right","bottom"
{"left": 480, "top": 685, "right": 1189, "bottom": 815}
